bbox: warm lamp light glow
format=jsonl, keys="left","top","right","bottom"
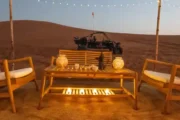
{"left": 66, "top": 88, "right": 72, "bottom": 94}
{"left": 92, "top": 89, "right": 98, "bottom": 95}
{"left": 105, "top": 89, "right": 110, "bottom": 95}
{"left": 62, "top": 88, "right": 114, "bottom": 95}
{"left": 80, "top": 89, "right": 85, "bottom": 95}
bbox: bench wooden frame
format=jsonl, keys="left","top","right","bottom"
{"left": 57, "top": 50, "right": 113, "bottom": 66}
{"left": 0, "top": 57, "right": 39, "bottom": 113}
{"left": 138, "top": 59, "right": 180, "bottom": 114}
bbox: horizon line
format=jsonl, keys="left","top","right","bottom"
{"left": 1, "top": 19, "right": 180, "bottom": 36}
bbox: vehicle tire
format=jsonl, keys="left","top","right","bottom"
{"left": 119, "top": 47, "right": 123, "bottom": 54}
{"left": 113, "top": 48, "right": 116, "bottom": 54}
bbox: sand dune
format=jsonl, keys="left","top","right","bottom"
{"left": 0, "top": 20, "right": 180, "bottom": 79}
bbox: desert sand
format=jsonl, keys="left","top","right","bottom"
{"left": 0, "top": 80, "right": 180, "bottom": 120}
{"left": 0, "top": 20, "right": 180, "bottom": 119}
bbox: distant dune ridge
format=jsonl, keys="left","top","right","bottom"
{"left": 0, "top": 20, "right": 180, "bottom": 79}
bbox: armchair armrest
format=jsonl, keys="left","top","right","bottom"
{"left": 8, "top": 57, "right": 35, "bottom": 70}
{"left": 175, "top": 65, "right": 180, "bottom": 69}
{"left": 173, "top": 64, "right": 180, "bottom": 76}
{"left": 169, "top": 64, "right": 180, "bottom": 85}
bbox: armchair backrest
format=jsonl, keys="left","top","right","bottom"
{"left": 142, "top": 59, "right": 174, "bottom": 73}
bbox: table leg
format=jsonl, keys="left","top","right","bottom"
{"left": 120, "top": 78, "right": 123, "bottom": 87}
{"left": 120, "top": 78, "right": 124, "bottom": 95}
{"left": 49, "top": 76, "right": 54, "bottom": 93}
{"left": 37, "top": 75, "right": 46, "bottom": 110}
{"left": 133, "top": 73, "right": 138, "bottom": 110}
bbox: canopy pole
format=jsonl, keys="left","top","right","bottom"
{"left": 155, "top": 0, "right": 162, "bottom": 61}
{"left": 92, "top": 12, "right": 95, "bottom": 33}
{"left": 9, "top": 0, "right": 15, "bottom": 70}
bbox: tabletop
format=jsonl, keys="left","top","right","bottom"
{"left": 44, "top": 65, "right": 136, "bottom": 75}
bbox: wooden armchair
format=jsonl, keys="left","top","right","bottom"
{"left": 0, "top": 57, "right": 38, "bottom": 113}
{"left": 138, "top": 59, "right": 180, "bottom": 114}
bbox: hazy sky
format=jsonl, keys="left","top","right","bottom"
{"left": 0, "top": 0, "right": 180, "bottom": 35}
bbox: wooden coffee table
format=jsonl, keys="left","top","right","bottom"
{"left": 38, "top": 65, "right": 138, "bottom": 110}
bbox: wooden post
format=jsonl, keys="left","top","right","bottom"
{"left": 9, "top": 0, "right": 15, "bottom": 70}
{"left": 155, "top": 0, "right": 161, "bottom": 60}
{"left": 92, "top": 12, "right": 95, "bottom": 33}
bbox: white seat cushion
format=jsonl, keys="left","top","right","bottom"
{"left": 0, "top": 68, "right": 33, "bottom": 80}
{"left": 144, "top": 70, "right": 180, "bottom": 85}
